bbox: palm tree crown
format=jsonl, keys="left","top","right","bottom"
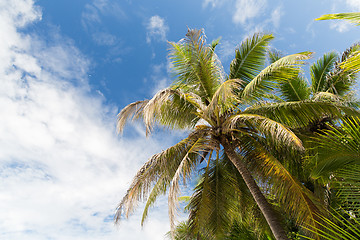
{"left": 115, "top": 29, "right": 359, "bottom": 240}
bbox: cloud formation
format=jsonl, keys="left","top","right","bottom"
{"left": 146, "top": 15, "right": 169, "bottom": 43}
{"left": 0, "top": 0, "right": 170, "bottom": 239}
{"left": 233, "top": 0, "right": 267, "bottom": 25}
{"left": 344, "top": 0, "right": 360, "bottom": 11}
{"left": 81, "top": 0, "right": 125, "bottom": 46}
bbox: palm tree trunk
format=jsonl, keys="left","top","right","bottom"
{"left": 220, "top": 136, "right": 289, "bottom": 240}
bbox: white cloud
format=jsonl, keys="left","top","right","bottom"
{"left": 218, "top": 39, "right": 237, "bottom": 62}
{"left": 81, "top": 0, "right": 124, "bottom": 47}
{"left": 0, "top": 0, "right": 171, "bottom": 239}
{"left": 330, "top": 20, "right": 353, "bottom": 32}
{"left": 92, "top": 32, "right": 117, "bottom": 46}
{"left": 233, "top": 0, "right": 267, "bottom": 25}
{"left": 149, "top": 63, "right": 171, "bottom": 94}
{"left": 202, "top": 0, "right": 224, "bottom": 8}
{"left": 146, "top": 15, "right": 169, "bottom": 43}
{"left": 270, "top": 6, "right": 282, "bottom": 28}
{"left": 345, "top": 0, "right": 360, "bottom": 11}
{"left": 81, "top": 0, "right": 126, "bottom": 30}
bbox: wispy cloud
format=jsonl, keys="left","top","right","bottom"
{"left": 202, "top": 0, "right": 225, "bottom": 8}
{"left": 81, "top": 0, "right": 125, "bottom": 47}
{"left": 270, "top": 6, "right": 282, "bottom": 28}
{"left": 330, "top": 20, "right": 352, "bottom": 33}
{"left": 0, "top": 0, "right": 170, "bottom": 239}
{"left": 92, "top": 31, "right": 117, "bottom": 46}
{"left": 344, "top": 0, "right": 360, "bottom": 11}
{"left": 233, "top": 0, "right": 267, "bottom": 25}
{"left": 146, "top": 15, "right": 169, "bottom": 43}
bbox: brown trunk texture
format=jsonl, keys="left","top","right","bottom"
{"left": 220, "top": 136, "right": 289, "bottom": 240}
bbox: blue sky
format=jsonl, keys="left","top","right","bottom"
{"left": 1, "top": 0, "right": 360, "bottom": 239}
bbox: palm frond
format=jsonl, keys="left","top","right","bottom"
{"left": 340, "top": 50, "right": 360, "bottom": 73}
{"left": 115, "top": 129, "right": 209, "bottom": 223}
{"left": 310, "top": 52, "right": 338, "bottom": 93}
{"left": 244, "top": 101, "right": 360, "bottom": 129}
{"left": 238, "top": 136, "right": 322, "bottom": 230}
{"left": 331, "top": 165, "right": 360, "bottom": 210}
{"left": 280, "top": 75, "right": 311, "bottom": 102}
{"left": 168, "top": 137, "right": 218, "bottom": 231}
{"left": 303, "top": 209, "right": 360, "bottom": 240}
{"left": 169, "top": 29, "right": 224, "bottom": 102}
{"left": 117, "top": 100, "right": 149, "bottom": 133}
{"left": 229, "top": 33, "right": 274, "bottom": 84}
{"left": 316, "top": 12, "right": 360, "bottom": 25}
{"left": 225, "top": 113, "right": 304, "bottom": 151}
{"left": 121, "top": 88, "right": 205, "bottom": 135}
{"left": 187, "top": 154, "right": 256, "bottom": 239}
{"left": 323, "top": 45, "right": 360, "bottom": 95}
{"left": 157, "top": 90, "right": 206, "bottom": 128}
{"left": 268, "top": 49, "right": 311, "bottom": 102}
{"left": 311, "top": 117, "right": 360, "bottom": 179}
{"left": 205, "top": 78, "right": 244, "bottom": 120}
{"left": 242, "top": 52, "right": 312, "bottom": 101}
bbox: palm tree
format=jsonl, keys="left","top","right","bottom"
{"left": 270, "top": 45, "right": 359, "bottom": 134}
{"left": 300, "top": 117, "right": 360, "bottom": 239}
{"left": 316, "top": 12, "right": 360, "bottom": 78}
{"left": 115, "top": 29, "right": 358, "bottom": 240}
{"left": 316, "top": 12, "right": 360, "bottom": 25}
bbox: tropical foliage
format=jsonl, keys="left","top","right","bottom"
{"left": 114, "top": 28, "right": 360, "bottom": 240}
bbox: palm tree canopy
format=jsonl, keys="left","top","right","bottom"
{"left": 115, "top": 29, "right": 360, "bottom": 239}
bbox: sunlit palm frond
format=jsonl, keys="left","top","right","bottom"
{"left": 268, "top": 49, "right": 311, "bottom": 102}
{"left": 169, "top": 29, "right": 224, "bottom": 102}
{"left": 311, "top": 117, "right": 360, "bottom": 179}
{"left": 323, "top": 46, "right": 360, "bottom": 95}
{"left": 229, "top": 33, "right": 274, "bottom": 84}
{"left": 143, "top": 88, "right": 181, "bottom": 134}
{"left": 115, "top": 129, "right": 209, "bottom": 223}
{"left": 244, "top": 101, "right": 360, "bottom": 129}
{"left": 280, "top": 75, "right": 311, "bottom": 102}
{"left": 144, "top": 88, "right": 206, "bottom": 134}
{"left": 303, "top": 209, "right": 360, "bottom": 240}
{"left": 311, "top": 52, "right": 338, "bottom": 93}
{"left": 158, "top": 90, "right": 206, "bottom": 129}
{"left": 312, "top": 92, "right": 342, "bottom": 102}
{"left": 242, "top": 52, "right": 312, "bottom": 101}
{"left": 117, "top": 100, "right": 149, "bottom": 133}
{"left": 225, "top": 113, "right": 303, "bottom": 151}
{"left": 187, "top": 154, "right": 255, "bottom": 239}
{"left": 168, "top": 137, "right": 218, "bottom": 232}
{"left": 205, "top": 78, "right": 244, "bottom": 119}
{"left": 340, "top": 50, "right": 360, "bottom": 73}
{"left": 316, "top": 12, "right": 360, "bottom": 25}
{"left": 166, "top": 221, "right": 201, "bottom": 240}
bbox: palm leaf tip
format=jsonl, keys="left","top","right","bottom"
{"left": 117, "top": 100, "right": 149, "bottom": 133}
{"left": 315, "top": 12, "right": 360, "bottom": 25}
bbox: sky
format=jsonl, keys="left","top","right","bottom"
{"left": 1, "top": 0, "right": 360, "bottom": 239}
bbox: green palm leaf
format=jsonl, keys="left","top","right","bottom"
{"left": 187, "top": 154, "right": 259, "bottom": 239}
{"left": 115, "top": 129, "right": 208, "bottom": 223}
{"left": 225, "top": 113, "right": 303, "bottom": 151}
{"left": 229, "top": 33, "right": 274, "bottom": 84}
{"left": 311, "top": 117, "right": 360, "bottom": 179}
{"left": 242, "top": 52, "right": 312, "bottom": 101}
{"left": 316, "top": 12, "right": 360, "bottom": 25}
{"left": 310, "top": 52, "right": 338, "bottom": 94}
{"left": 169, "top": 29, "right": 224, "bottom": 103}
{"left": 244, "top": 101, "right": 360, "bottom": 129}
{"left": 238, "top": 136, "right": 322, "bottom": 230}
